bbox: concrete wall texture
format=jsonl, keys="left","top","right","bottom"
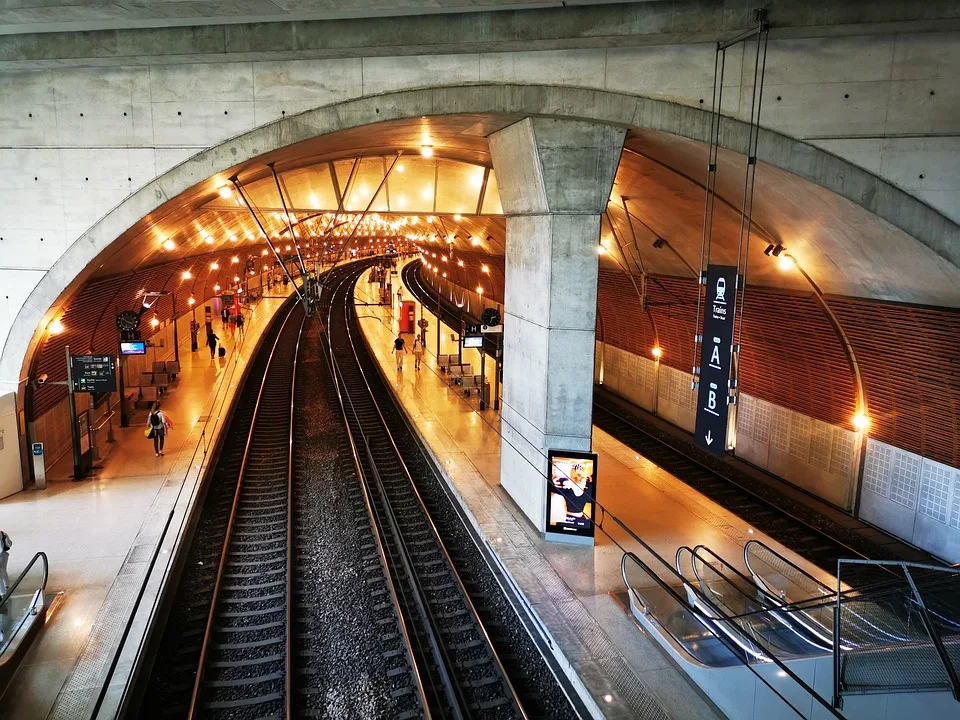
{"left": 1, "top": 29, "right": 958, "bottom": 362}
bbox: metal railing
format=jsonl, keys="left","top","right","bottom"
{"left": 833, "top": 559, "right": 960, "bottom": 708}
{"left": 0, "top": 552, "right": 49, "bottom": 658}
{"left": 622, "top": 550, "right": 844, "bottom": 719}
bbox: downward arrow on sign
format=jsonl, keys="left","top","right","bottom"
{"left": 705, "top": 431, "right": 714, "bottom": 445}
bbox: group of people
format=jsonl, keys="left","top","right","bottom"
{"left": 393, "top": 332, "right": 425, "bottom": 371}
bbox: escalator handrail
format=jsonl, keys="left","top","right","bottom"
{"left": 686, "top": 545, "right": 835, "bottom": 655}
{"left": 745, "top": 539, "right": 835, "bottom": 598}
{"left": 621, "top": 552, "right": 845, "bottom": 719}
{"left": 0, "top": 551, "right": 49, "bottom": 658}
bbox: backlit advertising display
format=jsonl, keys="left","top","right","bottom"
{"left": 545, "top": 449, "right": 598, "bottom": 545}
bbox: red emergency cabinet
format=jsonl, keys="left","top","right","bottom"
{"left": 399, "top": 300, "right": 417, "bottom": 334}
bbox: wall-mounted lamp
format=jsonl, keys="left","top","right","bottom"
{"left": 652, "top": 346, "right": 663, "bottom": 359}
{"left": 853, "top": 412, "right": 871, "bottom": 431}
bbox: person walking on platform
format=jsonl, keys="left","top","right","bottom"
{"left": 221, "top": 307, "right": 230, "bottom": 328}
{"left": 146, "top": 402, "right": 172, "bottom": 457}
{"left": 412, "top": 333, "right": 425, "bottom": 371}
{"left": 207, "top": 330, "right": 219, "bottom": 359}
{"left": 236, "top": 311, "right": 245, "bottom": 339}
{"left": 393, "top": 333, "right": 408, "bottom": 371}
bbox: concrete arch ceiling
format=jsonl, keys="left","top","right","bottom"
{"left": 3, "top": 84, "right": 958, "bottom": 390}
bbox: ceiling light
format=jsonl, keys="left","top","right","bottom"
{"left": 652, "top": 346, "right": 663, "bottom": 359}
{"left": 396, "top": 163, "right": 405, "bottom": 173}
{"left": 205, "top": 237, "right": 214, "bottom": 245}
{"left": 481, "top": 264, "right": 489, "bottom": 273}
{"left": 597, "top": 244, "right": 606, "bottom": 255}
{"left": 233, "top": 275, "right": 240, "bottom": 282}
{"left": 218, "top": 186, "right": 233, "bottom": 198}
{"left": 471, "top": 236, "right": 480, "bottom": 246}
{"left": 457, "top": 259, "right": 464, "bottom": 267}
{"left": 48, "top": 319, "right": 64, "bottom": 335}
{"left": 261, "top": 249, "right": 268, "bottom": 256}
{"left": 853, "top": 413, "right": 871, "bottom": 431}
{"left": 476, "top": 286, "right": 483, "bottom": 294}
{"left": 420, "top": 145, "right": 434, "bottom": 158}
{"left": 453, "top": 214, "right": 462, "bottom": 221}
{"left": 778, "top": 254, "right": 796, "bottom": 271}
{"left": 150, "top": 316, "right": 160, "bottom": 328}
{"left": 210, "top": 262, "right": 219, "bottom": 270}
{"left": 229, "top": 234, "right": 237, "bottom": 242}
{"left": 181, "top": 270, "right": 192, "bottom": 280}
{"left": 231, "top": 256, "right": 239, "bottom": 263}
{"left": 214, "top": 284, "right": 221, "bottom": 292}
{"left": 162, "top": 239, "right": 175, "bottom": 251}
{"left": 188, "top": 296, "right": 195, "bottom": 306}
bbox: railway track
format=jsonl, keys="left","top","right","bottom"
{"left": 140, "top": 259, "right": 581, "bottom": 719}
{"left": 321, "top": 262, "right": 529, "bottom": 719}
{"left": 400, "top": 261, "right": 874, "bottom": 576}
{"left": 187, "top": 302, "right": 305, "bottom": 718}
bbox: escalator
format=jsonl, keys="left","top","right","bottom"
{"left": 622, "top": 540, "right": 960, "bottom": 719}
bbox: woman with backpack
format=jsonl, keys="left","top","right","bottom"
{"left": 146, "top": 401, "right": 172, "bottom": 457}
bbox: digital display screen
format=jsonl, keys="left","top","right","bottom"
{"left": 120, "top": 341, "right": 147, "bottom": 355}
{"left": 463, "top": 335, "right": 483, "bottom": 348}
{"left": 545, "top": 450, "right": 598, "bottom": 540}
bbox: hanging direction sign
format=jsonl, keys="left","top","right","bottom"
{"left": 694, "top": 265, "right": 737, "bottom": 456}
{"left": 71, "top": 354, "right": 117, "bottom": 394}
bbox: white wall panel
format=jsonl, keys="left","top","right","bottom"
{"left": 861, "top": 439, "right": 960, "bottom": 562}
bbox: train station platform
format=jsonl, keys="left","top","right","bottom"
{"left": 353, "top": 266, "right": 842, "bottom": 720}
{"left": 0, "top": 290, "right": 295, "bottom": 719}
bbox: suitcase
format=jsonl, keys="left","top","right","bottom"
{"left": 218, "top": 346, "right": 226, "bottom": 358}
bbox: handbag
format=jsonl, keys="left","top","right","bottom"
{"left": 145, "top": 427, "right": 154, "bottom": 439}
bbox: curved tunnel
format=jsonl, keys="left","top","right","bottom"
{"left": 3, "top": 85, "right": 959, "bottom": 556}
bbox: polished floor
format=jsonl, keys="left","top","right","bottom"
{"left": 0, "top": 293, "right": 292, "bottom": 719}
{"left": 354, "top": 262, "right": 837, "bottom": 720}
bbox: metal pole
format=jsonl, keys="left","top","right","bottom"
{"left": 494, "top": 333, "right": 501, "bottom": 412}
{"left": 117, "top": 353, "right": 128, "bottom": 428}
{"left": 65, "top": 346, "right": 83, "bottom": 480}
{"left": 480, "top": 350, "right": 487, "bottom": 411}
{"left": 230, "top": 175, "right": 305, "bottom": 304}
{"left": 458, "top": 312, "right": 463, "bottom": 366}
{"left": 172, "top": 293, "right": 180, "bottom": 364}
{"left": 436, "top": 278, "right": 441, "bottom": 358}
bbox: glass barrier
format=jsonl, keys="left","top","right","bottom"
{"left": 0, "top": 552, "right": 48, "bottom": 659}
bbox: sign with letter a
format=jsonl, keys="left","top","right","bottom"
{"left": 695, "top": 265, "right": 737, "bottom": 456}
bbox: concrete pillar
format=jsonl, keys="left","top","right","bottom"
{"left": 488, "top": 117, "right": 625, "bottom": 531}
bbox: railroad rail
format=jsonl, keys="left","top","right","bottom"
{"left": 321, "top": 262, "right": 528, "bottom": 719}
{"left": 187, "top": 302, "right": 305, "bottom": 718}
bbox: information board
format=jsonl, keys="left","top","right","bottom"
{"left": 544, "top": 449, "right": 598, "bottom": 545}
{"left": 71, "top": 354, "right": 117, "bottom": 394}
{"left": 694, "top": 265, "right": 737, "bottom": 456}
